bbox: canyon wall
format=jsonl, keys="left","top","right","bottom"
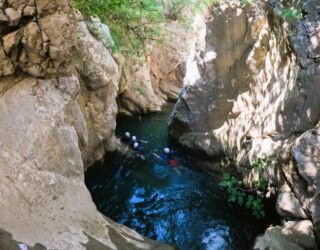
{"left": 117, "top": 19, "right": 195, "bottom": 115}
{"left": 169, "top": 0, "right": 320, "bottom": 248}
{"left": 0, "top": 0, "right": 172, "bottom": 249}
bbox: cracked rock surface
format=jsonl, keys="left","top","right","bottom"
{"left": 0, "top": 0, "right": 76, "bottom": 78}
{"left": 0, "top": 0, "right": 174, "bottom": 249}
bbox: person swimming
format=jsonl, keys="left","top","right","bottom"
{"left": 153, "top": 148, "right": 177, "bottom": 165}
{"left": 133, "top": 142, "right": 145, "bottom": 160}
{"left": 129, "top": 135, "right": 137, "bottom": 148}
{"left": 121, "top": 132, "right": 131, "bottom": 143}
{"left": 160, "top": 148, "right": 173, "bottom": 160}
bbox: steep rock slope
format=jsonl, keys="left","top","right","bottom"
{"left": 0, "top": 0, "right": 173, "bottom": 249}
{"left": 117, "top": 19, "right": 195, "bottom": 115}
{"left": 169, "top": 0, "right": 320, "bottom": 248}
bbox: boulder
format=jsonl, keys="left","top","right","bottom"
{"left": 4, "top": 7, "right": 20, "bottom": 26}
{"left": 276, "top": 192, "right": 307, "bottom": 219}
{"left": 253, "top": 220, "right": 318, "bottom": 250}
{"left": 22, "top": 5, "right": 35, "bottom": 16}
{"left": 86, "top": 16, "right": 115, "bottom": 49}
{"left": 2, "top": 28, "right": 23, "bottom": 55}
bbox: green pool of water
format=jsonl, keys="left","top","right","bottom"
{"left": 85, "top": 104, "right": 268, "bottom": 249}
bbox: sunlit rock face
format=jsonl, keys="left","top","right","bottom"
{"left": 170, "top": 0, "right": 320, "bottom": 163}
{"left": 170, "top": 0, "right": 320, "bottom": 246}
{"left": 253, "top": 220, "right": 318, "bottom": 250}
{"left": 169, "top": 1, "right": 301, "bottom": 163}
{"left": 0, "top": 1, "right": 173, "bottom": 249}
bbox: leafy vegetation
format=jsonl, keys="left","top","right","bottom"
{"left": 219, "top": 157, "right": 270, "bottom": 219}
{"left": 72, "top": 0, "right": 165, "bottom": 55}
{"left": 280, "top": 6, "right": 302, "bottom": 22}
{"left": 72, "top": 0, "right": 221, "bottom": 56}
{"left": 241, "top": 0, "right": 252, "bottom": 7}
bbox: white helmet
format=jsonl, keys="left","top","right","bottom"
{"left": 125, "top": 132, "right": 130, "bottom": 138}
{"left": 164, "top": 148, "right": 170, "bottom": 154}
{"left": 134, "top": 142, "right": 139, "bottom": 148}
{"left": 132, "top": 136, "right": 137, "bottom": 142}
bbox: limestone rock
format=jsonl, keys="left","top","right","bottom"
{"left": 4, "top": 8, "right": 20, "bottom": 26}
{"left": 0, "top": 9, "right": 8, "bottom": 22}
{"left": 253, "top": 220, "right": 318, "bottom": 250}
{"left": 276, "top": 192, "right": 307, "bottom": 219}
{"left": 118, "top": 56, "right": 165, "bottom": 115}
{"left": 117, "top": 20, "right": 194, "bottom": 115}
{"left": 0, "top": 0, "right": 77, "bottom": 78}
{"left": 2, "top": 29, "right": 23, "bottom": 55}
{"left": 169, "top": 1, "right": 301, "bottom": 163}
{"left": 0, "top": 76, "right": 172, "bottom": 250}
{"left": 289, "top": 124, "right": 320, "bottom": 230}
{"left": 0, "top": 1, "right": 173, "bottom": 249}
{"left": 76, "top": 21, "right": 119, "bottom": 90}
{"left": 0, "top": 46, "right": 15, "bottom": 76}
{"left": 75, "top": 21, "right": 120, "bottom": 167}
{"left": 292, "top": 128, "right": 320, "bottom": 194}
{"left": 22, "top": 5, "right": 35, "bottom": 16}
{"left": 148, "top": 22, "right": 193, "bottom": 101}
{"left": 86, "top": 16, "right": 115, "bottom": 49}
{"left": 7, "top": 0, "right": 28, "bottom": 10}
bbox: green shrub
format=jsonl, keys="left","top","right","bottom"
{"left": 241, "top": 0, "right": 252, "bottom": 7}
{"left": 72, "top": 0, "right": 223, "bottom": 56}
{"left": 219, "top": 157, "right": 270, "bottom": 219}
{"left": 280, "top": 7, "right": 302, "bottom": 22}
{"left": 72, "top": 0, "right": 165, "bottom": 56}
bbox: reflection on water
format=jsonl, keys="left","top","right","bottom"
{"left": 86, "top": 104, "right": 261, "bottom": 250}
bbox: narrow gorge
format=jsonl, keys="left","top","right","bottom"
{"left": 0, "top": 0, "right": 319, "bottom": 249}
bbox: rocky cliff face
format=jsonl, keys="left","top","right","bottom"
{"left": 117, "top": 55, "right": 165, "bottom": 115}
{"left": 170, "top": 1, "right": 301, "bottom": 160}
{"left": 117, "top": 19, "right": 195, "bottom": 115}
{"left": 0, "top": 0, "right": 172, "bottom": 249}
{"left": 169, "top": 0, "right": 320, "bottom": 248}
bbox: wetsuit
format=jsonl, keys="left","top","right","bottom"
{"left": 160, "top": 152, "right": 173, "bottom": 161}
{"left": 134, "top": 146, "right": 144, "bottom": 154}
{"left": 129, "top": 139, "right": 142, "bottom": 148}
{"left": 121, "top": 136, "right": 131, "bottom": 144}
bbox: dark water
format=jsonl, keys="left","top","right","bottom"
{"left": 85, "top": 104, "right": 265, "bottom": 250}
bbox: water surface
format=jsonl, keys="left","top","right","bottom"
{"left": 86, "top": 104, "right": 263, "bottom": 249}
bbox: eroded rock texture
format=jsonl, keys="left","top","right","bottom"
{"left": 0, "top": 0, "right": 76, "bottom": 77}
{"left": 169, "top": 0, "right": 320, "bottom": 247}
{"left": 0, "top": 1, "right": 173, "bottom": 249}
{"left": 148, "top": 22, "right": 193, "bottom": 102}
{"left": 169, "top": 1, "right": 300, "bottom": 161}
{"left": 117, "top": 20, "right": 195, "bottom": 115}
{"left": 117, "top": 55, "right": 165, "bottom": 115}
{"left": 254, "top": 220, "right": 318, "bottom": 250}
